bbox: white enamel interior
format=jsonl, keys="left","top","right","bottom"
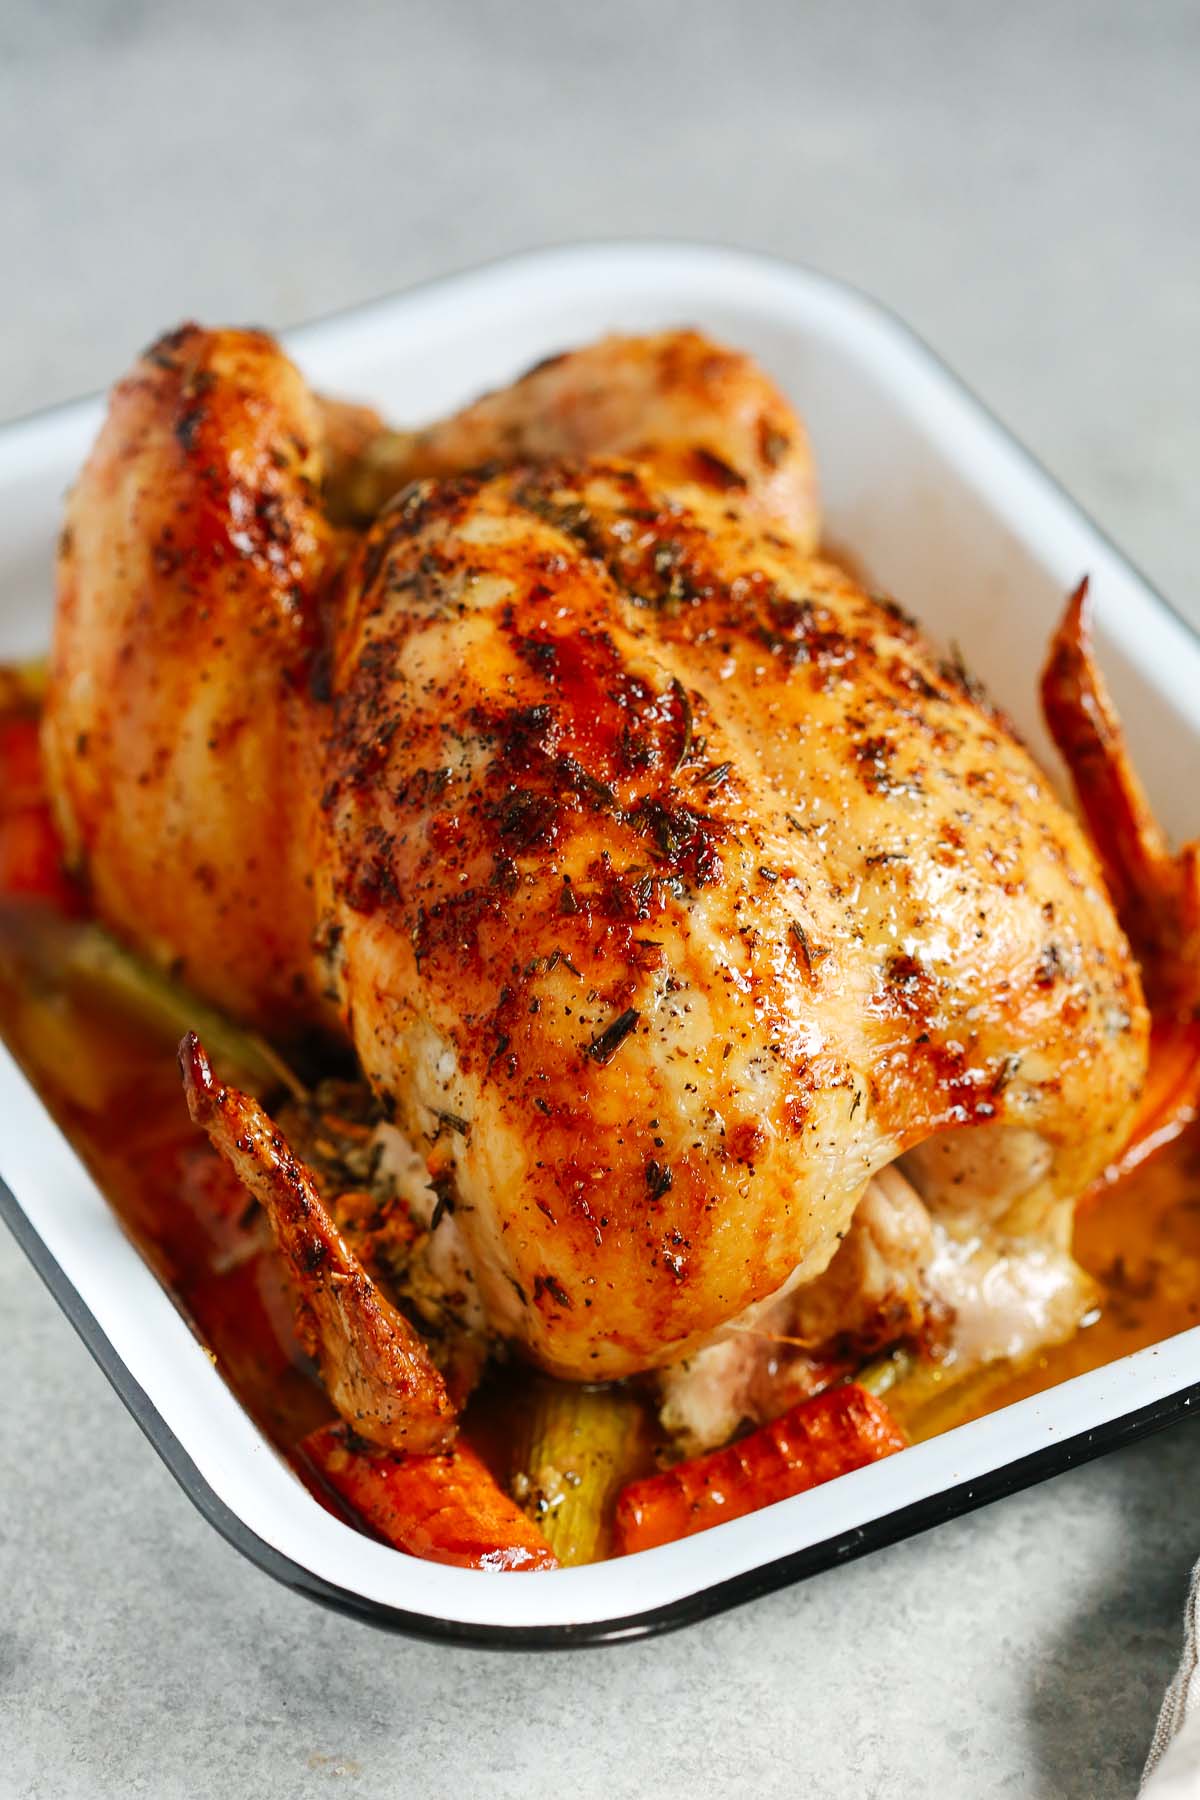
{"left": 1, "top": 242, "right": 1197, "bottom": 1633}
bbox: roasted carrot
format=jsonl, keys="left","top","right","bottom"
{"left": 0, "top": 714, "right": 45, "bottom": 808}
{"left": 0, "top": 713, "right": 79, "bottom": 911}
{"left": 299, "top": 1423, "right": 559, "bottom": 1572}
{"left": 612, "top": 1383, "right": 906, "bottom": 1555}
{"left": 0, "top": 808, "right": 74, "bottom": 907}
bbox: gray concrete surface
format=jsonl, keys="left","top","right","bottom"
{"left": 1, "top": 3, "right": 1198, "bottom": 1795}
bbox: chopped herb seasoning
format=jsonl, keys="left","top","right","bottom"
{"left": 698, "top": 760, "right": 733, "bottom": 789}
{"left": 585, "top": 1007, "right": 640, "bottom": 1065}
{"left": 533, "top": 1272, "right": 573, "bottom": 1309}
{"left": 670, "top": 679, "right": 693, "bottom": 773}
{"left": 645, "top": 1158, "right": 673, "bottom": 1199}
{"left": 429, "top": 1176, "right": 456, "bottom": 1233}
{"left": 789, "top": 919, "right": 813, "bottom": 975}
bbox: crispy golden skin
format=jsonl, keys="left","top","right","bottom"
{"left": 332, "top": 329, "right": 819, "bottom": 544}
{"left": 42, "top": 325, "right": 339, "bottom": 1028}
{"left": 319, "top": 459, "right": 1147, "bottom": 1379}
{"left": 45, "top": 327, "right": 811, "bottom": 1030}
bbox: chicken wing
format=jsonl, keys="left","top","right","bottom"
{"left": 180, "top": 1032, "right": 456, "bottom": 1451}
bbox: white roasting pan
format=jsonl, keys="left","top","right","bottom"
{"left": 2, "top": 244, "right": 1197, "bottom": 1645}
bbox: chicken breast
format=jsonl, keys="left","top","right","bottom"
{"left": 318, "top": 457, "right": 1148, "bottom": 1380}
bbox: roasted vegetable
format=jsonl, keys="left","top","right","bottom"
{"left": 0, "top": 712, "right": 45, "bottom": 807}
{"left": 0, "top": 712, "right": 78, "bottom": 910}
{"left": 852, "top": 1345, "right": 917, "bottom": 1399}
{"left": 513, "top": 1381, "right": 644, "bottom": 1566}
{"left": 0, "top": 807, "right": 74, "bottom": 909}
{"left": 299, "top": 1423, "right": 559, "bottom": 1571}
{"left": 613, "top": 1384, "right": 906, "bottom": 1555}
{"left": 69, "top": 928, "right": 304, "bottom": 1098}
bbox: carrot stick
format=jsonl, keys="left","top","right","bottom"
{"left": 613, "top": 1383, "right": 906, "bottom": 1556}
{"left": 0, "top": 715, "right": 46, "bottom": 808}
{"left": 299, "top": 1423, "right": 559, "bottom": 1572}
{"left": 0, "top": 714, "right": 79, "bottom": 911}
{"left": 0, "top": 808, "right": 76, "bottom": 907}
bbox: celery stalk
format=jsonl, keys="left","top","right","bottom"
{"left": 513, "top": 1382, "right": 644, "bottom": 1566}
{"left": 66, "top": 926, "right": 305, "bottom": 1099}
{"left": 852, "top": 1346, "right": 917, "bottom": 1398}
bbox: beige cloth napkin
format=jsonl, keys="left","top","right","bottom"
{"left": 1143, "top": 1561, "right": 1200, "bottom": 1794}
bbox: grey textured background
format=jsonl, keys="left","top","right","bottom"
{"left": 2, "top": 3, "right": 1198, "bottom": 1796}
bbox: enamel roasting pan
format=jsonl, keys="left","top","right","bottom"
{"left": 2, "top": 243, "right": 1199, "bottom": 1646}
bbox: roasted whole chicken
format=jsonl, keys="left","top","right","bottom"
{"left": 42, "top": 322, "right": 1196, "bottom": 1466}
